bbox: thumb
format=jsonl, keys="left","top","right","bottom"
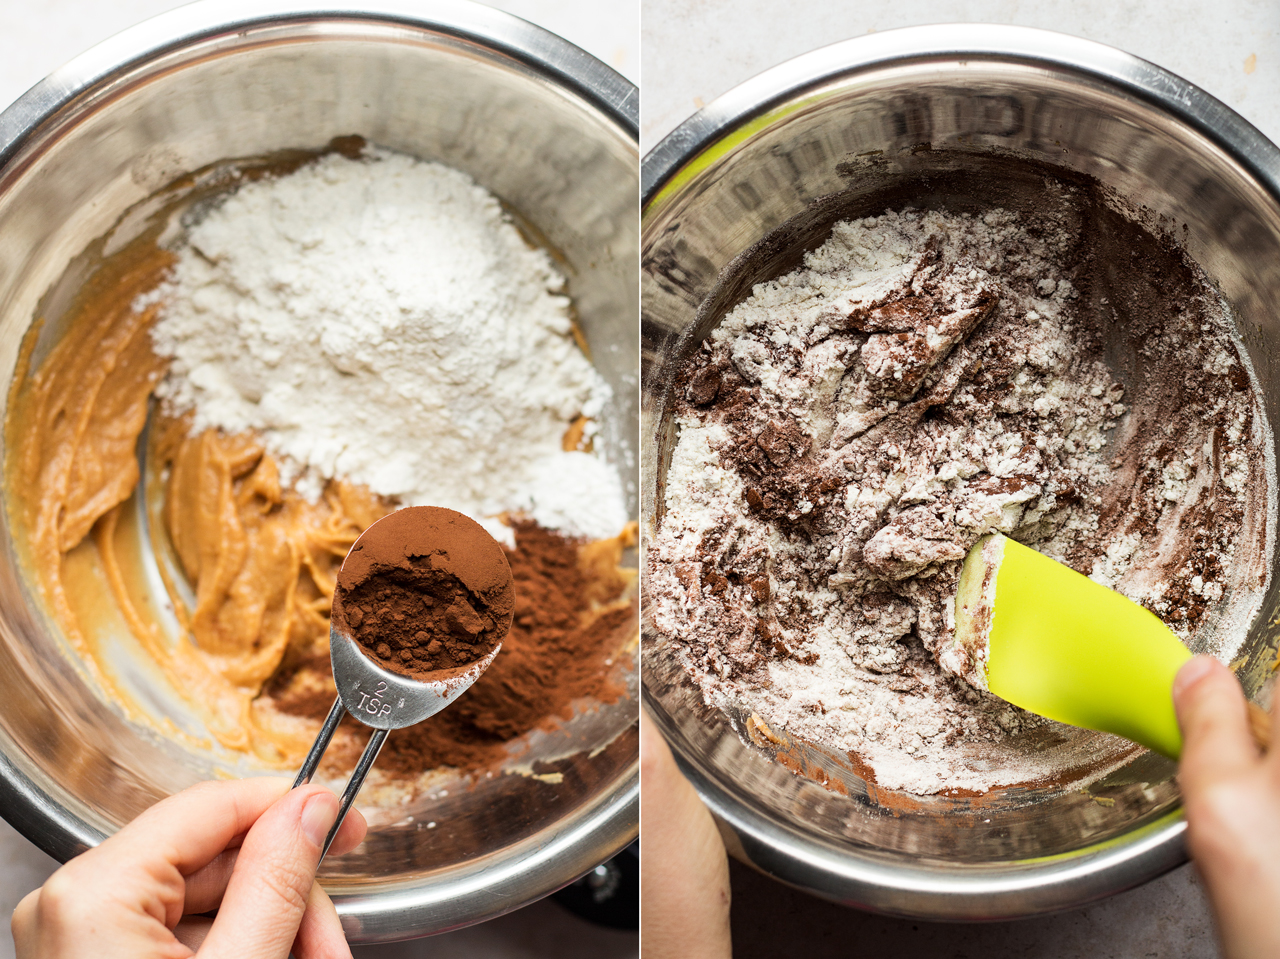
{"left": 197, "top": 785, "right": 339, "bottom": 959}
{"left": 1173, "top": 655, "right": 1259, "bottom": 800}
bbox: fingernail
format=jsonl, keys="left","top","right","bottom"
{"left": 301, "top": 792, "right": 338, "bottom": 848}
{"left": 1173, "top": 656, "right": 1217, "bottom": 699}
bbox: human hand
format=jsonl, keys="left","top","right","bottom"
{"left": 1173, "top": 655, "right": 1280, "bottom": 959}
{"left": 640, "top": 708, "right": 731, "bottom": 959}
{"left": 12, "top": 777, "right": 367, "bottom": 959}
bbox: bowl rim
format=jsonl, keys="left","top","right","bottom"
{"left": 640, "top": 22, "right": 1280, "bottom": 920}
{"left": 0, "top": 0, "right": 638, "bottom": 943}
{"left": 642, "top": 22, "right": 1280, "bottom": 213}
{"left": 0, "top": 0, "right": 637, "bottom": 165}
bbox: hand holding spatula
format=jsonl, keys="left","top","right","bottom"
{"left": 950, "top": 533, "right": 1269, "bottom": 759}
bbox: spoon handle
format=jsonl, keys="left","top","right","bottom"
{"left": 293, "top": 696, "right": 345, "bottom": 788}
{"left": 291, "top": 694, "right": 390, "bottom": 863}
{"left": 1248, "top": 701, "right": 1271, "bottom": 752}
{"left": 322, "top": 727, "right": 388, "bottom": 860}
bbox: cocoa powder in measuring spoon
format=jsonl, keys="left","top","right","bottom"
{"left": 331, "top": 506, "right": 515, "bottom": 679}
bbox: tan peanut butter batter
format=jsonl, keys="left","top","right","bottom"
{"left": 7, "top": 221, "right": 636, "bottom": 774}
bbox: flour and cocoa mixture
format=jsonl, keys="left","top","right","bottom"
{"left": 332, "top": 506, "right": 514, "bottom": 677}
{"left": 648, "top": 187, "right": 1272, "bottom": 795}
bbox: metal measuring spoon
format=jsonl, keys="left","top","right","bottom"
{"left": 292, "top": 626, "right": 503, "bottom": 859}
{"left": 292, "top": 510, "right": 513, "bottom": 861}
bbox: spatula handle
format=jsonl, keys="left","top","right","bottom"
{"left": 1248, "top": 701, "right": 1271, "bottom": 752}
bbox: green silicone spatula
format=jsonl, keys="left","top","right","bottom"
{"left": 951, "top": 533, "right": 1269, "bottom": 760}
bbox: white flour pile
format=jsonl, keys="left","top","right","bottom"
{"left": 648, "top": 203, "right": 1271, "bottom": 795}
{"left": 146, "top": 148, "right": 626, "bottom": 541}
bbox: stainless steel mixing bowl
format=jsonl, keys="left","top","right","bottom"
{"left": 0, "top": 0, "right": 637, "bottom": 942}
{"left": 642, "top": 24, "right": 1280, "bottom": 920}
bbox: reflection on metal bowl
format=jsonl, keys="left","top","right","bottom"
{"left": 641, "top": 24, "right": 1280, "bottom": 920}
{"left": 0, "top": 0, "right": 638, "bottom": 943}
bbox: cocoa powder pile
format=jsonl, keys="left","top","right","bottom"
{"left": 332, "top": 506, "right": 514, "bottom": 678}
{"left": 268, "top": 520, "right": 634, "bottom": 775}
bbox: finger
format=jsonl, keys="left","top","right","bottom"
{"left": 21, "top": 779, "right": 290, "bottom": 934}
{"left": 96, "top": 778, "right": 291, "bottom": 878}
{"left": 1174, "top": 656, "right": 1259, "bottom": 799}
{"left": 640, "top": 709, "right": 732, "bottom": 959}
{"left": 641, "top": 709, "right": 708, "bottom": 820}
{"left": 328, "top": 805, "right": 367, "bottom": 857}
{"left": 182, "top": 803, "right": 365, "bottom": 917}
{"left": 292, "top": 881, "right": 352, "bottom": 959}
{"left": 14, "top": 870, "right": 194, "bottom": 959}
{"left": 198, "top": 785, "right": 339, "bottom": 959}
{"left": 11, "top": 888, "right": 38, "bottom": 956}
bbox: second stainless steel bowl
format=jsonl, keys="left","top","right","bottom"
{"left": 642, "top": 24, "right": 1280, "bottom": 920}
